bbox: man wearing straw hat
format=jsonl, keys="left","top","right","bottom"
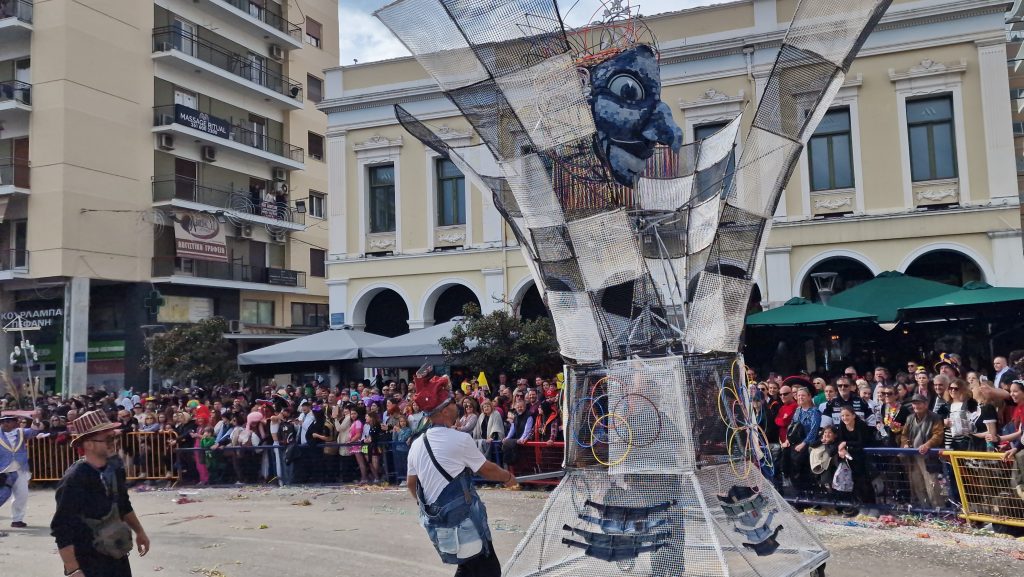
{"left": 0, "top": 412, "right": 38, "bottom": 528}
{"left": 51, "top": 410, "right": 150, "bottom": 577}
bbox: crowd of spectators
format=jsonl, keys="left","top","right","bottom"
{"left": 0, "top": 372, "right": 565, "bottom": 487}
{"left": 753, "top": 351, "right": 1024, "bottom": 516}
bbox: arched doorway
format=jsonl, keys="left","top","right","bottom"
{"left": 517, "top": 284, "right": 548, "bottom": 320}
{"left": 433, "top": 285, "right": 480, "bottom": 323}
{"left": 799, "top": 257, "right": 874, "bottom": 302}
{"left": 365, "top": 289, "right": 410, "bottom": 337}
{"left": 905, "top": 250, "right": 983, "bottom": 287}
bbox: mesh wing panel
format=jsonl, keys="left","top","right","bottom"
{"left": 531, "top": 224, "right": 575, "bottom": 262}
{"left": 696, "top": 116, "right": 742, "bottom": 172}
{"left": 440, "top": 0, "right": 568, "bottom": 78}
{"left": 375, "top": 0, "right": 489, "bottom": 91}
{"left": 683, "top": 272, "right": 752, "bottom": 352}
{"left": 539, "top": 258, "right": 586, "bottom": 293}
{"left": 495, "top": 53, "right": 597, "bottom": 151}
{"left": 565, "top": 209, "right": 645, "bottom": 292}
{"left": 501, "top": 155, "right": 567, "bottom": 228}
{"left": 688, "top": 196, "right": 722, "bottom": 255}
{"left": 752, "top": 45, "right": 841, "bottom": 142}
{"left": 726, "top": 127, "right": 801, "bottom": 219}
{"left": 449, "top": 80, "right": 536, "bottom": 160}
{"left": 703, "top": 205, "right": 768, "bottom": 279}
{"left": 636, "top": 175, "right": 694, "bottom": 212}
{"left": 547, "top": 291, "right": 603, "bottom": 363}
{"left": 784, "top": 0, "right": 890, "bottom": 68}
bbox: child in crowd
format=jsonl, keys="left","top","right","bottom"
{"left": 392, "top": 415, "right": 412, "bottom": 486}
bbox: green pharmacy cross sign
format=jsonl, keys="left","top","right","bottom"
{"left": 144, "top": 290, "right": 166, "bottom": 316}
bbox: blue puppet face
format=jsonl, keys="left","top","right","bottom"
{"left": 588, "top": 45, "right": 683, "bottom": 187}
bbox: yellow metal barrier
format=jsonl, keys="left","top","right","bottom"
{"left": 945, "top": 450, "right": 1024, "bottom": 527}
{"left": 28, "top": 432, "right": 179, "bottom": 482}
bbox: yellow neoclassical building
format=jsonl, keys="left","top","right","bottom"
{"left": 320, "top": 0, "right": 1023, "bottom": 336}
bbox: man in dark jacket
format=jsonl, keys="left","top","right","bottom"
{"left": 900, "top": 395, "right": 945, "bottom": 508}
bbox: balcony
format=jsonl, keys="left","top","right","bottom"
{"left": 0, "top": 158, "right": 29, "bottom": 195}
{"left": 152, "top": 176, "right": 303, "bottom": 231}
{"left": 0, "top": 249, "right": 29, "bottom": 280}
{"left": 0, "top": 81, "right": 31, "bottom": 126}
{"left": 0, "top": 0, "right": 32, "bottom": 46}
{"left": 152, "top": 27, "right": 303, "bottom": 109}
{"left": 201, "top": 0, "right": 303, "bottom": 49}
{"left": 152, "top": 256, "right": 307, "bottom": 292}
{"left": 153, "top": 104, "right": 304, "bottom": 170}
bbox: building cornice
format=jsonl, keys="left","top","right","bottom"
{"left": 773, "top": 200, "right": 1020, "bottom": 231}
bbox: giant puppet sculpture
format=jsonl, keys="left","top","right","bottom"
{"left": 376, "top": 0, "right": 890, "bottom": 575}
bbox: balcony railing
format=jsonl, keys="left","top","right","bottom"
{"left": 0, "top": 249, "right": 29, "bottom": 271}
{"left": 152, "top": 27, "right": 302, "bottom": 102}
{"left": 0, "top": 80, "right": 31, "bottom": 106}
{"left": 152, "top": 176, "right": 303, "bottom": 225}
{"left": 153, "top": 105, "right": 304, "bottom": 163}
{"left": 0, "top": 0, "right": 32, "bottom": 23}
{"left": 215, "top": 0, "right": 301, "bottom": 40}
{"left": 0, "top": 158, "right": 29, "bottom": 188}
{"left": 152, "top": 256, "right": 306, "bottom": 288}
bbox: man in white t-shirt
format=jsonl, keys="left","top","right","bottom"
{"left": 407, "top": 367, "right": 515, "bottom": 577}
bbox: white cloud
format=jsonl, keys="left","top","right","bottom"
{"left": 340, "top": 0, "right": 728, "bottom": 65}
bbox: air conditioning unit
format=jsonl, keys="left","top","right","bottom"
{"left": 273, "top": 181, "right": 288, "bottom": 194}
{"left": 271, "top": 231, "right": 286, "bottom": 243}
{"left": 269, "top": 44, "right": 284, "bottom": 61}
{"left": 158, "top": 133, "right": 175, "bottom": 150}
{"left": 228, "top": 320, "right": 243, "bottom": 334}
{"left": 201, "top": 145, "right": 217, "bottom": 162}
{"left": 272, "top": 167, "right": 286, "bottom": 181}
{"left": 238, "top": 223, "right": 253, "bottom": 238}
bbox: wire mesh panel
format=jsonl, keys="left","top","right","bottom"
{"left": 684, "top": 272, "right": 752, "bottom": 353}
{"left": 636, "top": 175, "right": 694, "bottom": 212}
{"left": 375, "top": 0, "right": 489, "bottom": 91}
{"left": 565, "top": 209, "right": 644, "bottom": 292}
{"left": 547, "top": 291, "right": 604, "bottom": 363}
{"left": 501, "top": 155, "right": 566, "bottom": 228}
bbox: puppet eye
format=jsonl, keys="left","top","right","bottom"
{"left": 608, "top": 74, "right": 644, "bottom": 102}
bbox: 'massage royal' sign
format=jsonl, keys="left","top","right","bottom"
{"left": 174, "top": 104, "right": 230, "bottom": 139}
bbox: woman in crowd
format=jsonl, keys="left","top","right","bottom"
{"left": 857, "top": 383, "right": 879, "bottom": 427}
{"left": 781, "top": 388, "right": 820, "bottom": 493}
{"left": 835, "top": 405, "right": 876, "bottom": 514}
{"left": 877, "top": 384, "right": 909, "bottom": 447}
{"left": 349, "top": 406, "right": 369, "bottom": 484}
{"left": 473, "top": 399, "right": 506, "bottom": 460}
{"left": 457, "top": 397, "right": 480, "bottom": 435}
{"left": 362, "top": 411, "right": 385, "bottom": 484}
{"left": 534, "top": 400, "right": 561, "bottom": 444}
{"left": 811, "top": 377, "right": 828, "bottom": 405}
{"left": 228, "top": 412, "right": 261, "bottom": 484}
{"left": 334, "top": 404, "right": 355, "bottom": 483}
{"left": 970, "top": 382, "right": 1000, "bottom": 451}
{"left": 944, "top": 378, "right": 978, "bottom": 450}
{"left": 993, "top": 381, "right": 1024, "bottom": 450}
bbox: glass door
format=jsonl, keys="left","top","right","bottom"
{"left": 172, "top": 18, "right": 197, "bottom": 57}
{"left": 12, "top": 220, "right": 26, "bottom": 269}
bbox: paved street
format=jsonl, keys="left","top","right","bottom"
{"left": 1, "top": 485, "right": 1021, "bottom": 577}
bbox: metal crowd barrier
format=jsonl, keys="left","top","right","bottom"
{"left": 505, "top": 440, "right": 565, "bottom": 486}
{"left": 28, "top": 432, "right": 179, "bottom": 482}
{"left": 944, "top": 450, "right": 1024, "bottom": 528}
{"left": 780, "top": 447, "right": 954, "bottom": 514}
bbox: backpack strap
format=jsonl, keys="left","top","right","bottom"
{"left": 422, "top": 431, "right": 454, "bottom": 483}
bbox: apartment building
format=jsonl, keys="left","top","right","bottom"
{"left": 0, "top": 0, "right": 337, "bottom": 395}
{"left": 319, "top": 0, "right": 1023, "bottom": 338}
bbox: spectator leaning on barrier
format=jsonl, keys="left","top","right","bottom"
{"left": 782, "top": 387, "right": 820, "bottom": 493}
{"left": 900, "top": 394, "right": 945, "bottom": 508}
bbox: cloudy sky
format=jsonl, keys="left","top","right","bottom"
{"left": 339, "top": 0, "right": 728, "bottom": 65}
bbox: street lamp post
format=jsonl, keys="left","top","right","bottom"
{"left": 811, "top": 272, "right": 840, "bottom": 305}
{"left": 141, "top": 324, "right": 167, "bottom": 396}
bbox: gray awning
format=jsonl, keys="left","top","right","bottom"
{"left": 361, "top": 319, "right": 471, "bottom": 367}
{"left": 237, "top": 328, "right": 387, "bottom": 366}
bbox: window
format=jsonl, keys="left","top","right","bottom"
{"left": 693, "top": 121, "right": 735, "bottom": 199}
{"left": 291, "top": 302, "right": 328, "bottom": 328}
{"left": 436, "top": 158, "right": 465, "bottom": 226}
{"left": 308, "top": 132, "right": 324, "bottom": 161}
{"left": 307, "top": 74, "right": 323, "bottom": 104}
{"left": 368, "top": 164, "right": 396, "bottom": 233}
{"left": 305, "top": 17, "right": 322, "bottom": 48}
{"left": 907, "top": 95, "right": 957, "bottom": 182}
{"left": 808, "top": 108, "right": 854, "bottom": 191}
{"left": 241, "top": 300, "right": 274, "bottom": 325}
{"left": 309, "top": 191, "right": 326, "bottom": 219}
{"left": 309, "top": 248, "right": 326, "bottom": 278}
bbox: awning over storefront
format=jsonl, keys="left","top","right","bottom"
{"left": 237, "top": 328, "right": 386, "bottom": 368}
{"left": 827, "top": 271, "right": 958, "bottom": 324}
{"left": 361, "top": 319, "right": 473, "bottom": 368}
{"left": 899, "top": 281, "right": 1024, "bottom": 320}
{"left": 746, "top": 297, "right": 876, "bottom": 327}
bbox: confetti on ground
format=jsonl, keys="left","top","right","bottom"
{"left": 291, "top": 499, "right": 312, "bottom": 506}
{"left": 257, "top": 524, "right": 269, "bottom": 529}
{"left": 200, "top": 543, "right": 224, "bottom": 550}
{"left": 173, "top": 496, "right": 201, "bottom": 505}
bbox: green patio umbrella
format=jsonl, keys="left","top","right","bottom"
{"left": 899, "top": 281, "right": 1024, "bottom": 320}
{"left": 827, "top": 271, "right": 958, "bottom": 324}
{"left": 746, "top": 297, "right": 876, "bottom": 327}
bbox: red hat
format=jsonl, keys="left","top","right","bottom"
{"left": 414, "top": 367, "right": 452, "bottom": 415}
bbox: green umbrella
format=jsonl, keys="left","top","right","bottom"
{"left": 746, "top": 297, "right": 876, "bottom": 327}
{"left": 827, "top": 271, "right": 958, "bottom": 324}
{"left": 900, "top": 281, "right": 1024, "bottom": 319}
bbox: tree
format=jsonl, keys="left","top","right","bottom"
{"left": 143, "top": 317, "right": 239, "bottom": 386}
{"left": 439, "top": 303, "right": 562, "bottom": 379}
